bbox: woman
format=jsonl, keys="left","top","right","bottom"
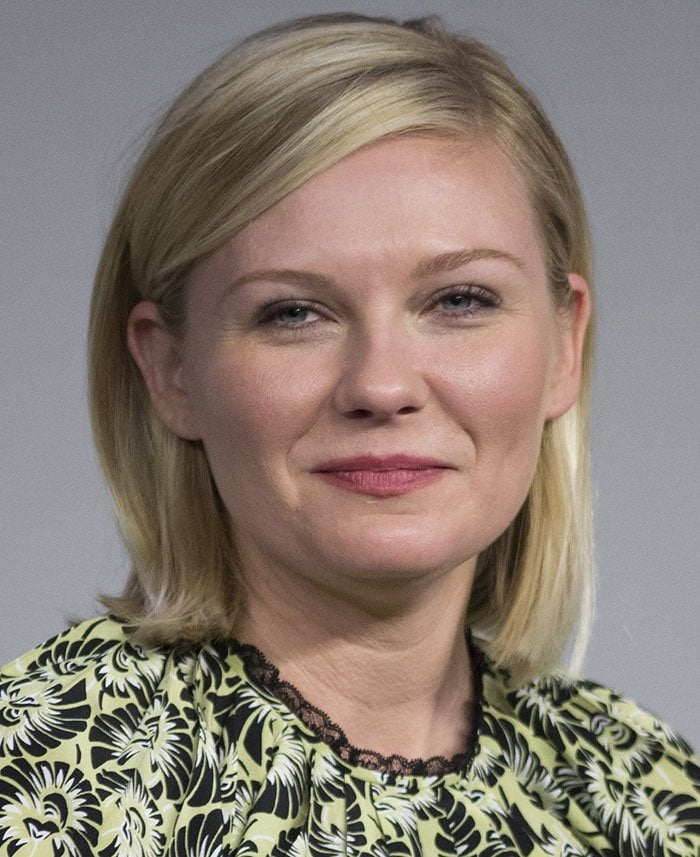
{"left": 1, "top": 13, "right": 697, "bottom": 856}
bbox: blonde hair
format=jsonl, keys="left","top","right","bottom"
{"left": 90, "top": 13, "right": 595, "bottom": 684}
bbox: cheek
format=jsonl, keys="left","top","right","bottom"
{"left": 187, "top": 347, "right": 327, "bottom": 474}
{"left": 438, "top": 331, "right": 553, "bottom": 536}
{"left": 439, "top": 330, "right": 552, "bottom": 453}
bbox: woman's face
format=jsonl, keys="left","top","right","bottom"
{"left": 131, "top": 135, "right": 588, "bottom": 604}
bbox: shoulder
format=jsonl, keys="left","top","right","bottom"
{"left": 478, "top": 663, "right": 700, "bottom": 853}
{"left": 3, "top": 614, "right": 144, "bottom": 677}
{"left": 482, "top": 662, "right": 697, "bottom": 775}
{"left": 0, "top": 617, "right": 259, "bottom": 853}
{"left": 0, "top": 615, "right": 208, "bottom": 760}
{"left": 503, "top": 670, "right": 696, "bottom": 764}
{"left": 1, "top": 614, "right": 171, "bottom": 700}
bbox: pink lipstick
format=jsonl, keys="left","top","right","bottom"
{"left": 313, "top": 455, "right": 452, "bottom": 497}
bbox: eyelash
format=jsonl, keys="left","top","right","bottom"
{"left": 431, "top": 284, "right": 501, "bottom": 317}
{"left": 255, "top": 284, "right": 500, "bottom": 330}
{"left": 256, "top": 301, "right": 324, "bottom": 328}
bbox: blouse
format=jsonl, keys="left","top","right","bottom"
{"left": 0, "top": 615, "right": 698, "bottom": 856}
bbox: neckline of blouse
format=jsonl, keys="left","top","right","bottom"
{"left": 227, "top": 630, "right": 487, "bottom": 778}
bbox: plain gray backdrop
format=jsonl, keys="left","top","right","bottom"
{"left": 2, "top": 1, "right": 698, "bottom": 746}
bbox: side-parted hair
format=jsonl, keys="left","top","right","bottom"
{"left": 89, "top": 13, "right": 595, "bottom": 684}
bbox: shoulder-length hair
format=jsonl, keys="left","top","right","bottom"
{"left": 90, "top": 13, "right": 595, "bottom": 685}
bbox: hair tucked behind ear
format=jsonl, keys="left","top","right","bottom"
{"left": 90, "top": 12, "right": 594, "bottom": 684}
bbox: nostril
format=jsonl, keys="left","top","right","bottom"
{"left": 345, "top": 405, "right": 419, "bottom": 419}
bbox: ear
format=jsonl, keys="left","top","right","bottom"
{"left": 127, "top": 301, "right": 201, "bottom": 440}
{"left": 545, "top": 274, "right": 591, "bottom": 420}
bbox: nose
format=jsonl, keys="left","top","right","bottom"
{"left": 332, "top": 329, "right": 429, "bottom": 420}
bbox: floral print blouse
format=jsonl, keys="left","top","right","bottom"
{"left": 0, "top": 615, "right": 698, "bottom": 856}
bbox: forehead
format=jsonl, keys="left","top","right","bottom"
{"left": 198, "top": 134, "right": 545, "bottom": 282}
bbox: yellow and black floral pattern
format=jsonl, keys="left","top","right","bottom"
{"left": 0, "top": 616, "right": 698, "bottom": 856}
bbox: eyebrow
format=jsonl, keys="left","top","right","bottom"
{"left": 225, "top": 268, "right": 333, "bottom": 293}
{"left": 224, "top": 247, "right": 525, "bottom": 294}
{"left": 413, "top": 248, "right": 525, "bottom": 277}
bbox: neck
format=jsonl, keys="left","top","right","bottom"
{"left": 233, "top": 557, "right": 476, "bottom": 761}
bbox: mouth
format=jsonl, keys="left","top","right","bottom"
{"left": 313, "top": 455, "right": 453, "bottom": 497}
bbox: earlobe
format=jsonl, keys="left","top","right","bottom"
{"left": 127, "top": 301, "right": 200, "bottom": 440}
{"left": 545, "top": 274, "right": 591, "bottom": 420}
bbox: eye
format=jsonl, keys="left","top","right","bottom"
{"left": 431, "top": 284, "right": 500, "bottom": 317}
{"left": 256, "top": 300, "right": 323, "bottom": 327}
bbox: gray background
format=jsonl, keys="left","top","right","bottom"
{"left": 2, "top": 1, "right": 698, "bottom": 746}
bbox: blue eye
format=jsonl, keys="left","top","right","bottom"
{"left": 441, "top": 293, "right": 476, "bottom": 309}
{"left": 433, "top": 285, "right": 499, "bottom": 316}
{"left": 257, "top": 302, "right": 321, "bottom": 327}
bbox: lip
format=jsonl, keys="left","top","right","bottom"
{"left": 313, "top": 455, "right": 453, "bottom": 497}
{"left": 315, "top": 454, "right": 451, "bottom": 471}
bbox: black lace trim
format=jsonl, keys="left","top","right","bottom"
{"left": 230, "top": 632, "right": 485, "bottom": 777}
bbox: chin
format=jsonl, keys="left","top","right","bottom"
{"left": 320, "top": 528, "right": 477, "bottom": 581}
